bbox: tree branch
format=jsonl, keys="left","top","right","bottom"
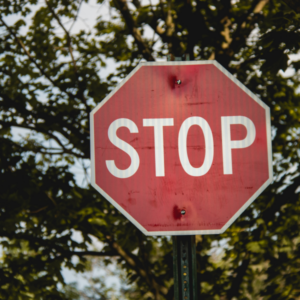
{"left": 132, "top": 0, "right": 141, "bottom": 9}
{"left": 226, "top": 254, "right": 250, "bottom": 299}
{"left": 263, "top": 175, "right": 300, "bottom": 224}
{"left": 108, "top": 238, "right": 167, "bottom": 298}
{"left": 146, "top": 0, "right": 182, "bottom": 57}
{"left": 45, "top": 0, "right": 78, "bottom": 76}
{"left": 28, "top": 206, "right": 48, "bottom": 214}
{"left": 215, "top": 0, "right": 268, "bottom": 68}
{"left": 136, "top": 233, "right": 164, "bottom": 300}
{"left": 165, "top": 1, "right": 176, "bottom": 56}
{"left": 0, "top": 16, "right": 80, "bottom": 104}
{"left": 113, "top": 0, "right": 155, "bottom": 61}
{"left": 68, "top": 250, "right": 119, "bottom": 257}
{"left": 46, "top": 191, "right": 57, "bottom": 206}
{"left": 69, "top": 0, "right": 84, "bottom": 32}
{"left": 0, "top": 91, "right": 89, "bottom": 158}
{"left": 253, "top": 0, "right": 269, "bottom": 13}
{"left": 0, "top": 121, "right": 86, "bottom": 159}
{"left": 0, "top": 16, "right": 57, "bottom": 86}
{"left": 38, "top": 150, "right": 68, "bottom": 156}
{"left": 45, "top": 0, "right": 90, "bottom": 113}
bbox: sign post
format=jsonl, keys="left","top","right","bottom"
{"left": 173, "top": 235, "right": 198, "bottom": 299}
{"left": 90, "top": 58, "right": 273, "bottom": 297}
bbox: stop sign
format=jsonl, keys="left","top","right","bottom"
{"left": 90, "top": 61, "right": 272, "bottom": 235}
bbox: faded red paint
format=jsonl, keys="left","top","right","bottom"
{"left": 92, "top": 63, "right": 271, "bottom": 234}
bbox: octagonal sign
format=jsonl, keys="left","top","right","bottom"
{"left": 90, "top": 61, "right": 272, "bottom": 236}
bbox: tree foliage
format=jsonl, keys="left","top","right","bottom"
{"left": 1, "top": 0, "right": 300, "bottom": 299}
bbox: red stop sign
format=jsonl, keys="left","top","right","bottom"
{"left": 90, "top": 61, "right": 272, "bottom": 235}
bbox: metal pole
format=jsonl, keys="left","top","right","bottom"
{"left": 168, "top": 53, "right": 198, "bottom": 299}
{"left": 173, "top": 236, "right": 198, "bottom": 300}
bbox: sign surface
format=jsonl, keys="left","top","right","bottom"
{"left": 90, "top": 61, "right": 272, "bottom": 235}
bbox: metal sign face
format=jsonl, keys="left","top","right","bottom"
{"left": 90, "top": 61, "right": 273, "bottom": 236}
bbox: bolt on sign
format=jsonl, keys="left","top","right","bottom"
{"left": 90, "top": 61, "right": 273, "bottom": 236}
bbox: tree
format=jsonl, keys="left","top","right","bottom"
{"left": 0, "top": 0, "right": 300, "bottom": 299}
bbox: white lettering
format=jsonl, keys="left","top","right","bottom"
{"left": 143, "top": 118, "right": 174, "bottom": 176}
{"left": 178, "top": 117, "right": 214, "bottom": 176}
{"left": 221, "top": 116, "right": 256, "bottom": 174}
{"left": 106, "top": 118, "right": 140, "bottom": 178}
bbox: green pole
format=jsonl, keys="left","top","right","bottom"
{"left": 173, "top": 236, "right": 198, "bottom": 300}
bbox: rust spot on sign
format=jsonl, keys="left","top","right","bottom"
{"left": 185, "top": 102, "right": 211, "bottom": 105}
{"left": 168, "top": 74, "right": 182, "bottom": 89}
{"left": 130, "top": 137, "right": 139, "bottom": 143}
{"left": 173, "top": 205, "right": 184, "bottom": 220}
{"left": 127, "top": 198, "right": 136, "bottom": 204}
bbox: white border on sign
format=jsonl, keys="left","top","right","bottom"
{"left": 90, "top": 60, "right": 273, "bottom": 236}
